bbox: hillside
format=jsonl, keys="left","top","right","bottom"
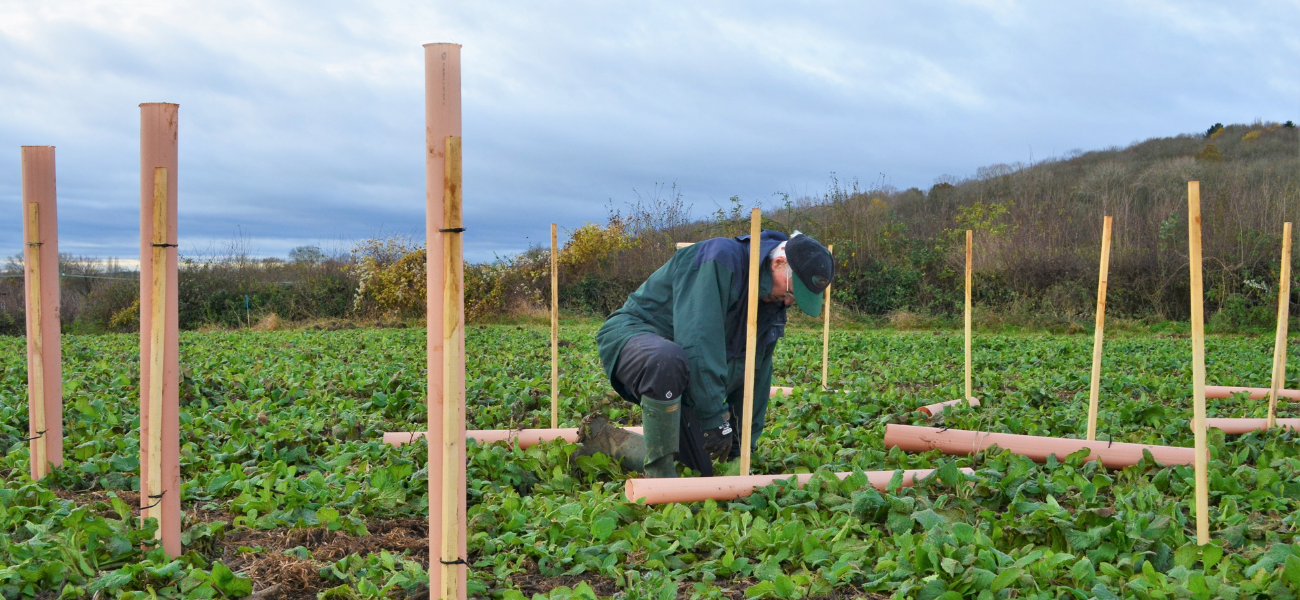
{"left": 501, "top": 121, "right": 1300, "bottom": 329}
{"left": 2, "top": 122, "right": 1297, "bottom": 333}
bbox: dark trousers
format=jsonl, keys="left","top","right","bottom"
{"left": 614, "top": 333, "right": 690, "bottom": 402}
{"left": 613, "top": 333, "right": 716, "bottom": 476}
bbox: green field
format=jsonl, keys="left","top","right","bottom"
{"left": 3, "top": 324, "right": 1300, "bottom": 599}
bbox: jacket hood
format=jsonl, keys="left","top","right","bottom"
{"left": 736, "top": 230, "right": 790, "bottom": 266}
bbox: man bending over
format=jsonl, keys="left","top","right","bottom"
{"left": 576, "top": 230, "right": 834, "bottom": 477}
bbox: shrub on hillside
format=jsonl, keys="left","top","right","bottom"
{"left": 179, "top": 255, "right": 354, "bottom": 329}
{"left": 465, "top": 249, "right": 548, "bottom": 320}
{"left": 351, "top": 237, "right": 424, "bottom": 318}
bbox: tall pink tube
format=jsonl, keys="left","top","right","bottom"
{"left": 21, "top": 146, "right": 62, "bottom": 475}
{"left": 139, "top": 103, "right": 180, "bottom": 557}
{"left": 884, "top": 424, "right": 1197, "bottom": 468}
{"left": 425, "top": 43, "right": 464, "bottom": 600}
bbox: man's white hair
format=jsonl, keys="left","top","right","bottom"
{"left": 768, "top": 230, "right": 802, "bottom": 283}
{"left": 768, "top": 230, "right": 803, "bottom": 262}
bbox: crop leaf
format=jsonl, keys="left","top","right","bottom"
{"left": 210, "top": 562, "right": 252, "bottom": 597}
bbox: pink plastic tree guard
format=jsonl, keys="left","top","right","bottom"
{"left": 884, "top": 424, "right": 1197, "bottom": 468}
{"left": 1204, "top": 418, "right": 1300, "bottom": 434}
{"left": 382, "top": 427, "right": 644, "bottom": 448}
{"left": 625, "top": 468, "right": 972, "bottom": 504}
{"left": 917, "top": 397, "right": 980, "bottom": 417}
{"left": 1205, "top": 386, "right": 1300, "bottom": 401}
{"left": 21, "top": 146, "right": 63, "bottom": 478}
{"left": 384, "top": 388, "right": 789, "bottom": 444}
{"left": 425, "top": 42, "right": 467, "bottom": 600}
{"left": 138, "top": 103, "right": 181, "bottom": 557}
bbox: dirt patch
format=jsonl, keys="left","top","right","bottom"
{"left": 51, "top": 489, "right": 234, "bottom": 527}
{"left": 214, "top": 519, "right": 428, "bottom": 599}
{"left": 50, "top": 489, "right": 141, "bottom": 520}
{"left": 510, "top": 572, "right": 620, "bottom": 597}
{"left": 52, "top": 488, "right": 139, "bottom": 506}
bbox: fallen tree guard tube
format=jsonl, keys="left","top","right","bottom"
{"left": 884, "top": 424, "right": 1197, "bottom": 468}
{"left": 1206, "top": 386, "right": 1300, "bottom": 401}
{"left": 384, "top": 386, "right": 788, "bottom": 448}
{"left": 382, "top": 427, "right": 644, "bottom": 448}
{"left": 917, "top": 397, "right": 980, "bottom": 418}
{"left": 1205, "top": 418, "right": 1300, "bottom": 434}
{"left": 625, "top": 468, "right": 970, "bottom": 504}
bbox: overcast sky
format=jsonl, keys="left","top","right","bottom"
{"left": 1, "top": 1, "right": 1297, "bottom": 263}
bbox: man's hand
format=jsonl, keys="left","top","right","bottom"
{"left": 701, "top": 421, "right": 733, "bottom": 462}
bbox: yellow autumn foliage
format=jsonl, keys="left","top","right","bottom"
{"left": 351, "top": 237, "right": 426, "bottom": 316}
{"left": 560, "top": 218, "right": 636, "bottom": 270}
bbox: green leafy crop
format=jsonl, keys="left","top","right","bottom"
{"left": 2, "top": 325, "right": 1300, "bottom": 598}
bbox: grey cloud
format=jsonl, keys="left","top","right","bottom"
{"left": 1, "top": 0, "right": 1296, "bottom": 262}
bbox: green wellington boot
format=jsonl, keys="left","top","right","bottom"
{"left": 575, "top": 414, "right": 647, "bottom": 473}
{"left": 641, "top": 396, "right": 681, "bottom": 478}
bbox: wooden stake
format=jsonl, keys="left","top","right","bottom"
{"left": 821, "top": 244, "right": 833, "bottom": 390}
{"left": 965, "top": 230, "right": 973, "bottom": 402}
{"left": 145, "top": 167, "right": 168, "bottom": 534}
{"left": 551, "top": 223, "right": 559, "bottom": 429}
{"left": 440, "top": 136, "right": 467, "bottom": 600}
{"left": 25, "top": 202, "right": 47, "bottom": 479}
{"left": 739, "top": 208, "right": 762, "bottom": 476}
{"left": 1086, "top": 216, "right": 1113, "bottom": 440}
{"left": 1188, "top": 181, "right": 1210, "bottom": 546}
{"left": 1268, "top": 223, "right": 1292, "bottom": 430}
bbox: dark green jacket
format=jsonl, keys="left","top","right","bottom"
{"left": 596, "top": 231, "right": 789, "bottom": 441}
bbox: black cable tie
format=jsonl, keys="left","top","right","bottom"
{"left": 18, "top": 430, "right": 45, "bottom": 442}
{"left": 25, "top": 242, "right": 42, "bottom": 247}
{"left": 141, "top": 491, "right": 165, "bottom": 510}
{"left": 151, "top": 243, "right": 178, "bottom": 248}
{"left": 938, "top": 425, "right": 951, "bottom": 433}
{"left": 439, "top": 227, "right": 466, "bottom": 233}
{"left": 439, "top": 558, "right": 467, "bottom": 565}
